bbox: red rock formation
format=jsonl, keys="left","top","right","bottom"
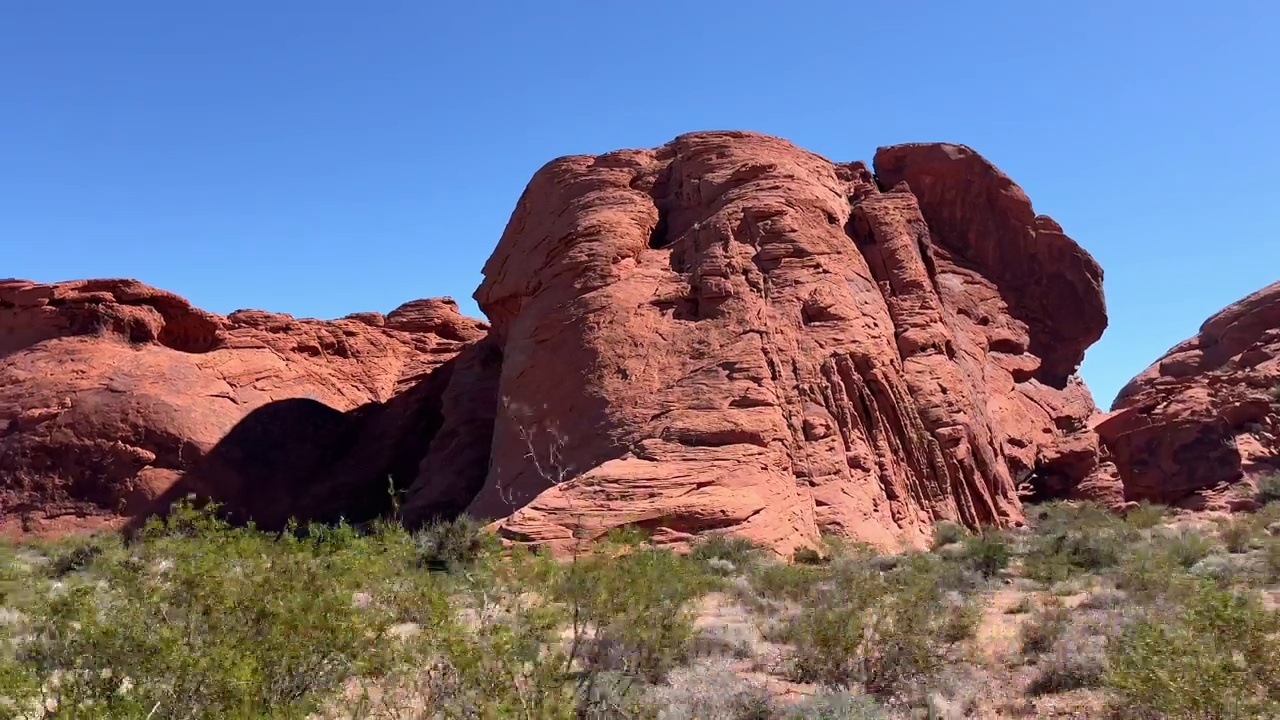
{"left": 1096, "top": 281, "right": 1280, "bottom": 508}
{"left": 0, "top": 278, "right": 487, "bottom": 536}
{"left": 412, "top": 131, "right": 1107, "bottom": 554}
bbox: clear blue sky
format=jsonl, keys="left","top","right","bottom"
{"left": 4, "top": 1, "right": 1278, "bottom": 408}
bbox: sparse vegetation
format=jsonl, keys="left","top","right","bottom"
{"left": 960, "top": 531, "right": 1011, "bottom": 579}
{"left": 931, "top": 521, "right": 966, "bottom": 549}
{"left": 1258, "top": 471, "right": 1280, "bottom": 505}
{"left": 1123, "top": 500, "right": 1166, "bottom": 529}
{"left": 1220, "top": 516, "right": 1257, "bottom": 553}
{"left": 1106, "top": 579, "right": 1280, "bottom": 718}
{"left": 1, "top": 494, "right": 1279, "bottom": 718}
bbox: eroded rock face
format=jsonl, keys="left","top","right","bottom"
{"left": 0, "top": 278, "right": 487, "bottom": 536}
{"left": 416, "top": 131, "right": 1107, "bottom": 554}
{"left": 1096, "top": 281, "right": 1280, "bottom": 508}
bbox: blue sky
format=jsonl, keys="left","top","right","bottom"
{"left": 3, "top": 1, "right": 1277, "bottom": 408}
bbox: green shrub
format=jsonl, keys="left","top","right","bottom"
{"left": 1258, "top": 472, "right": 1280, "bottom": 505}
{"left": 1106, "top": 580, "right": 1280, "bottom": 718}
{"left": 961, "top": 532, "right": 1010, "bottom": 579}
{"left": 777, "top": 556, "right": 972, "bottom": 698}
{"left": 554, "top": 539, "right": 714, "bottom": 683}
{"left": 1220, "top": 517, "right": 1257, "bottom": 553}
{"left": 413, "top": 514, "right": 493, "bottom": 571}
{"left": 1158, "top": 527, "right": 1216, "bottom": 569}
{"left": 792, "top": 546, "right": 828, "bottom": 566}
{"left": 1028, "top": 636, "right": 1106, "bottom": 695}
{"left": 1111, "top": 544, "right": 1185, "bottom": 602}
{"left": 1124, "top": 501, "right": 1166, "bottom": 530}
{"left": 688, "top": 534, "right": 765, "bottom": 575}
{"left": 748, "top": 562, "right": 830, "bottom": 603}
{"left": 1019, "top": 601, "right": 1071, "bottom": 657}
{"left": 931, "top": 521, "right": 967, "bottom": 549}
{"left": 1023, "top": 528, "right": 1125, "bottom": 585}
{"left": 4, "top": 503, "right": 450, "bottom": 719}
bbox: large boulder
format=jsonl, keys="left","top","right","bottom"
{"left": 403, "top": 131, "right": 1108, "bottom": 554}
{"left": 1096, "top": 280, "right": 1280, "bottom": 508}
{"left": 0, "top": 278, "right": 487, "bottom": 536}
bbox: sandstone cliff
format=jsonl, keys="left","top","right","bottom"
{"left": 403, "top": 131, "right": 1108, "bottom": 554}
{"left": 0, "top": 278, "right": 486, "bottom": 536}
{"left": 3, "top": 131, "right": 1114, "bottom": 554}
{"left": 1096, "top": 280, "right": 1280, "bottom": 509}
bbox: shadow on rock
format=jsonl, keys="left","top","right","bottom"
{"left": 129, "top": 351, "right": 485, "bottom": 534}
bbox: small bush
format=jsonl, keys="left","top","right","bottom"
{"left": 1258, "top": 472, "right": 1280, "bottom": 505}
{"left": 961, "top": 532, "right": 1010, "bottom": 579}
{"left": 1005, "top": 596, "right": 1035, "bottom": 615}
{"left": 1019, "top": 601, "right": 1071, "bottom": 656}
{"left": 792, "top": 546, "right": 828, "bottom": 565}
{"left": 555, "top": 540, "right": 715, "bottom": 683}
{"left": 689, "top": 534, "right": 765, "bottom": 575}
{"left": 748, "top": 562, "right": 829, "bottom": 603}
{"left": 639, "top": 659, "right": 777, "bottom": 720}
{"left": 932, "top": 521, "right": 967, "bottom": 549}
{"left": 1106, "top": 580, "right": 1280, "bottom": 718}
{"left": 1023, "top": 529, "right": 1125, "bottom": 585}
{"left": 1124, "top": 501, "right": 1166, "bottom": 530}
{"left": 413, "top": 514, "right": 492, "bottom": 571}
{"left": 782, "top": 691, "right": 887, "bottom": 719}
{"left": 778, "top": 556, "right": 972, "bottom": 698}
{"left": 1028, "top": 635, "right": 1106, "bottom": 695}
{"left": 1220, "top": 517, "right": 1257, "bottom": 554}
{"left": 1158, "top": 527, "right": 1216, "bottom": 569}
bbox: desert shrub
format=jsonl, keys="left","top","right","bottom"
{"left": 1220, "top": 517, "right": 1257, "bottom": 554}
{"left": 792, "top": 546, "right": 827, "bottom": 566}
{"left": 782, "top": 691, "right": 887, "bottom": 719}
{"left": 1157, "top": 527, "right": 1217, "bottom": 569}
{"left": 776, "top": 555, "right": 973, "bottom": 698}
{"left": 960, "top": 532, "right": 1010, "bottom": 579}
{"left": 931, "top": 521, "right": 967, "bottom": 549}
{"left": 554, "top": 536, "right": 714, "bottom": 683}
{"left": 637, "top": 659, "right": 776, "bottom": 720}
{"left": 1106, "top": 579, "right": 1280, "bottom": 719}
{"left": 1189, "top": 553, "right": 1236, "bottom": 586}
{"left": 1111, "top": 544, "right": 1186, "bottom": 602}
{"left": 413, "top": 514, "right": 494, "bottom": 572}
{"left": 1262, "top": 539, "right": 1280, "bottom": 585}
{"left": 1258, "top": 472, "right": 1280, "bottom": 505}
{"left": 3, "top": 503, "right": 450, "bottom": 719}
{"left": 688, "top": 534, "right": 765, "bottom": 575}
{"left": 1027, "top": 631, "right": 1106, "bottom": 695}
{"left": 1023, "top": 526, "right": 1126, "bottom": 585}
{"left": 1019, "top": 601, "right": 1071, "bottom": 656}
{"left": 1123, "top": 500, "right": 1167, "bottom": 530}
{"left": 748, "top": 561, "right": 830, "bottom": 603}
{"left": 1078, "top": 588, "right": 1127, "bottom": 611}
{"left": 688, "top": 619, "right": 759, "bottom": 662}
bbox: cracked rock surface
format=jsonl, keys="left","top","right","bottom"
{"left": 406, "top": 131, "right": 1108, "bottom": 554}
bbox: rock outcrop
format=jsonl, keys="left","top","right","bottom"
{"left": 3, "top": 132, "right": 1114, "bottom": 554}
{"left": 0, "top": 278, "right": 487, "bottom": 536}
{"left": 1096, "top": 281, "right": 1280, "bottom": 508}
{"left": 403, "top": 131, "right": 1108, "bottom": 554}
